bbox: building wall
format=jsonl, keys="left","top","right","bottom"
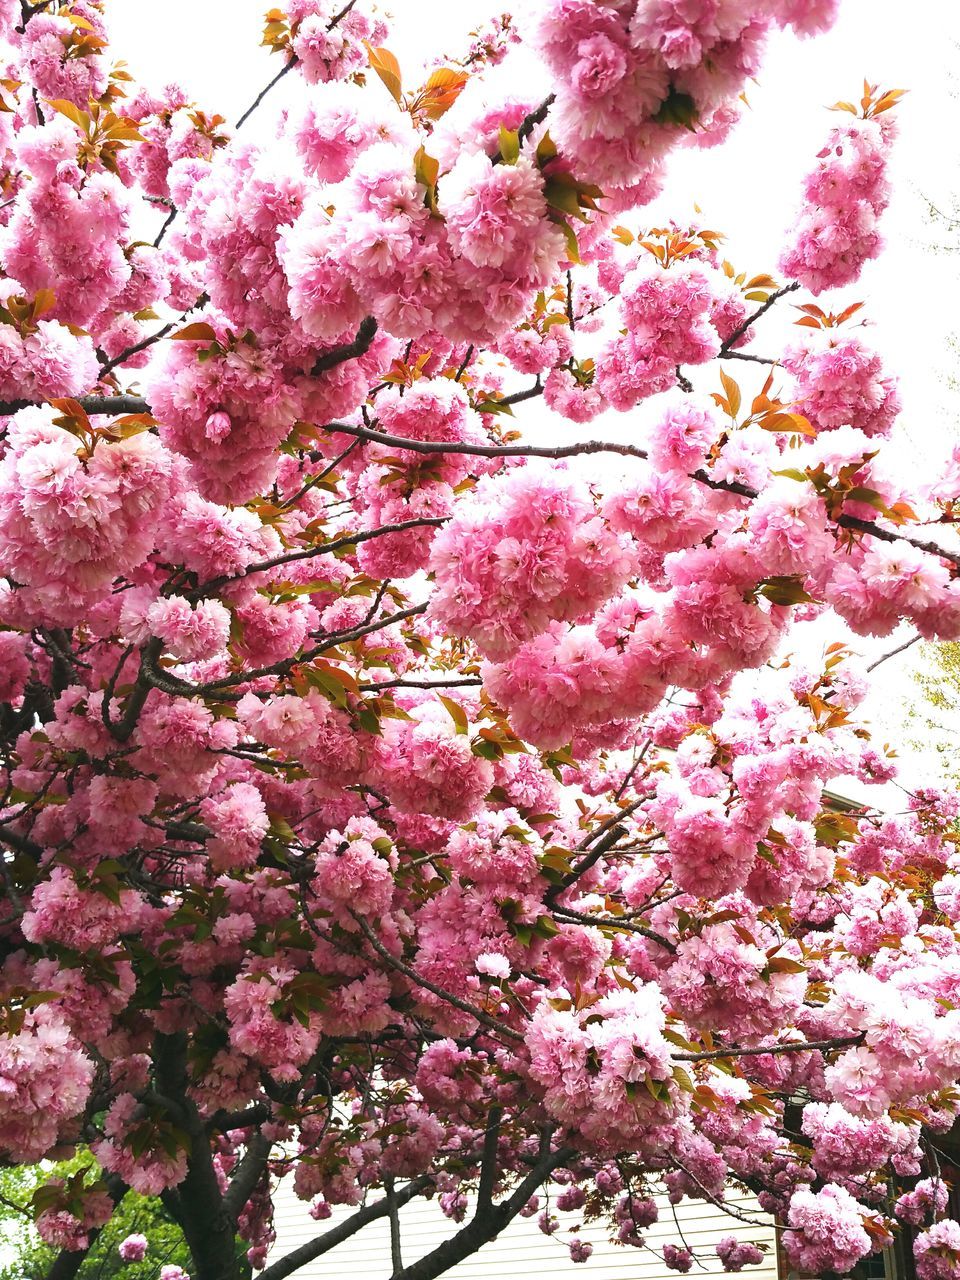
{"left": 269, "top": 1180, "right": 780, "bottom": 1280}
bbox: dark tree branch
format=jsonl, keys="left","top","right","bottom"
{"left": 99, "top": 319, "right": 177, "bottom": 377}
{"left": 672, "top": 1034, "right": 864, "bottom": 1062}
{"left": 454, "top": 345, "right": 474, "bottom": 382}
{"left": 476, "top": 1106, "right": 503, "bottom": 1212}
{"left": 0, "top": 394, "right": 150, "bottom": 417}
{"left": 499, "top": 379, "right": 542, "bottom": 406}
{"left": 199, "top": 517, "right": 446, "bottom": 596}
{"left": 491, "top": 95, "right": 556, "bottom": 163}
{"left": 311, "top": 316, "right": 378, "bottom": 376}
{"left": 223, "top": 1133, "right": 273, "bottom": 1223}
{"left": 720, "top": 349, "right": 778, "bottom": 365}
{"left": 357, "top": 676, "right": 483, "bottom": 692}
{"left": 154, "top": 1032, "right": 242, "bottom": 1280}
{"left": 551, "top": 903, "right": 676, "bottom": 953}
{"left": 867, "top": 634, "right": 921, "bottom": 672}
{"left": 351, "top": 912, "right": 524, "bottom": 1043}
{"left": 322, "top": 423, "right": 960, "bottom": 569}
{"left": 545, "top": 824, "right": 627, "bottom": 904}
{"left": 390, "top": 1137, "right": 574, "bottom": 1280}
{"left": 235, "top": 56, "right": 299, "bottom": 130}
{"left": 719, "top": 281, "right": 800, "bottom": 353}
{"left": 257, "top": 1176, "right": 433, "bottom": 1280}
{"left": 385, "top": 1175, "right": 404, "bottom": 1276}
{"left": 153, "top": 206, "right": 178, "bottom": 247}
{"left": 136, "top": 602, "right": 429, "bottom": 703}
{"left": 105, "top": 638, "right": 163, "bottom": 741}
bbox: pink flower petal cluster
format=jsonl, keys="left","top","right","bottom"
{"left": 782, "top": 332, "right": 900, "bottom": 437}
{"left": 780, "top": 116, "right": 893, "bottom": 293}
{"left": 429, "top": 468, "right": 633, "bottom": 660}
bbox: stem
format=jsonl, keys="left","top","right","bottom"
{"left": 311, "top": 316, "right": 378, "bottom": 376}
{"left": 351, "top": 911, "right": 524, "bottom": 1043}
{"left": 235, "top": 56, "right": 298, "bottom": 130}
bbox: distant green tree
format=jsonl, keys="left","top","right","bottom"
{"left": 908, "top": 640, "right": 960, "bottom": 787}
{"left": 0, "top": 1154, "right": 192, "bottom": 1280}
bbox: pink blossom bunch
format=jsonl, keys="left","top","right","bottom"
{"left": 429, "top": 468, "right": 633, "bottom": 659}
{"left": 285, "top": 0, "right": 388, "bottom": 85}
{"left": 37, "top": 1184, "right": 113, "bottom": 1251}
{"left": 784, "top": 1184, "right": 874, "bottom": 1275}
{"left": 0, "top": 307, "right": 99, "bottom": 403}
{"left": 124, "top": 84, "right": 226, "bottom": 201}
{"left": 377, "top": 702, "right": 495, "bottom": 821}
{"left": 118, "top": 1233, "right": 149, "bottom": 1262}
{"left": 716, "top": 1236, "right": 764, "bottom": 1271}
{"left": 780, "top": 115, "right": 894, "bottom": 293}
{"left": 896, "top": 1180, "right": 950, "bottom": 1228}
{"left": 1, "top": 120, "right": 136, "bottom": 332}
{"left": 782, "top": 332, "right": 901, "bottom": 437}
{"left": 0, "top": 1008, "right": 93, "bottom": 1161}
{"left": 526, "top": 986, "right": 677, "bottom": 1148}
{"left": 597, "top": 261, "right": 734, "bottom": 410}
{"left": 0, "top": 409, "right": 176, "bottom": 624}
{"left": 543, "top": 365, "right": 606, "bottom": 422}
{"left": 915, "top": 1221, "right": 960, "bottom": 1280}
{"left": 527, "top": 0, "right": 838, "bottom": 194}
{"left": 19, "top": 5, "right": 110, "bottom": 106}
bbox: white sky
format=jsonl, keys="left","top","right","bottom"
{"left": 104, "top": 0, "right": 960, "bottom": 801}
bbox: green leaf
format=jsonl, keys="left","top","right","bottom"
{"left": 437, "top": 694, "right": 468, "bottom": 735}
{"left": 474, "top": 397, "right": 515, "bottom": 417}
{"left": 652, "top": 88, "right": 699, "bottom": 130}
{"left": 555, "top": 218, "right": 581, "bottom": 265}
{"left": 758, "top": 576, "right": 815, "bottom": 607}
{"left": 543, "top": 179, "right": 583, "bottom": 218}
{"left": 498, "top": 125, "right": 520, "bottom": 164}
{"left": 535, "top": 131, "right": 557, "bottom": 167}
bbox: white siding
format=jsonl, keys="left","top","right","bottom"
{"left": 269, "top": 1180, "right": 779, "bottom": 1280}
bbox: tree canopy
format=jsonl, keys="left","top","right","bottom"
{"left": 0, "top": 3, "right": 959, "bottom": 1280}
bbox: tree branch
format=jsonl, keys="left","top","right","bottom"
{"left": 223, "top": 1132, "right": 273, "bottom": 1223}
{"left": 476, "top": 1106, "right": 503, "bottom": 1212}
{"left": 99, "top": 319, "right": 178, "bottom": 378}
{"left": 350, "top": 912, "right": 524, "bottom": 1043}
{"left": 0, "top": 394, "right": 150, "bottom": 417}
{"left": 385, "top": 1174, "right": 404, "bottom": 1276}
{"left": 311, "top": 316, "right": 378, "bottom": 376}
{"left": 672, "top": 1034, "right": 863, "bottom": 1062}
{"left": 390, "top": 1137, "right": 574, "bottom": 1280}
{"left": 235, "top": 56, "right": 299, "bottom": 130}
{"left": 491, "top": 95, "right": 556, "bottom": 163}
{"left": 257, "top": 1176, "right": 433, "bottom": 1280}
{"left": 719, "top": 281, "right": 800, "bottom": 353}
{"left": 198, "top": 517, "right": 446, "bottom": 597}
{"left": 867, "top": 634, "right": 921, "bottom": 672}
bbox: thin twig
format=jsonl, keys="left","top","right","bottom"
{"left": 720, "top": 281, "right": 801, "bottom": 352}
{"left": 866, "top": 634, "right": 921, "bottom": 672}
{"left": 672, "top": 1034, "right": 863, "bottom": 1062}
{"left": 351, "top": 912, "right": 524, "bottom": 1042}
{"left": 235, "top": 56, "right": 298, "bottom": 130}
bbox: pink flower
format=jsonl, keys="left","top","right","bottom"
{"left": 118, "top": 1233, "right": 149, "bottom": 1262}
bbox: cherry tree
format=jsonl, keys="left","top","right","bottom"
{"left": 1, "top": 2, "right": 960, "bottom": 1280}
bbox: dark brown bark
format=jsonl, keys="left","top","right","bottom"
{"left": 390, "top": 1139, "right": 575, "bottom": 1280}
{"left": 257, "top": 1176, "right": 433, "bottom": 1280}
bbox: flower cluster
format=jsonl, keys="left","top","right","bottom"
{"left": 780, "top": 114, "right": 894, "bottom": 293}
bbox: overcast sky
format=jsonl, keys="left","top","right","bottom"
{"left": 104, "top": 0, "right": 960, "bottom": 799}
